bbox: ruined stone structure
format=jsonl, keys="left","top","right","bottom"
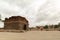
{"left": 4, "top": 16, "right": 29, "bottom": 30}
{"left": 36, "top": 26, "right": 44, "bottom": 31}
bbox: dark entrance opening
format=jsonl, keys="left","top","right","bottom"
{"left": 23, "top": 25, "right": 27, "bottom": 30}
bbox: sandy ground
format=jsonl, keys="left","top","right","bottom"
{"left": 0, "top": 31, "right": 60, "bottom": 40}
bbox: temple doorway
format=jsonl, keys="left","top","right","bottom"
{"left": 23, "top": 25, "right": 27, "bottom": 30}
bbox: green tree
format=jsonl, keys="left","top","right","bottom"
{"left": 44, "top": 25, "right": 48, "bottom": 29}
{"left": 58, "top": 23, "right": 60, "bottom": 27}
{"left": 54, "top": 25, "right": 59, "bottom": 28}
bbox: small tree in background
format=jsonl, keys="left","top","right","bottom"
{"left": 44, "top": 25, "right": 48, "bottom": 29}
{"left": 58, "top": 23, "right": 60, "bottom": 27}
{"left": 54, "top": 25, "right": 59, "bottom": 28}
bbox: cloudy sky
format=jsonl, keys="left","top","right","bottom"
{"left": 0, "top": 0, "right": 60, "bottom": 27}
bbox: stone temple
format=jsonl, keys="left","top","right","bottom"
{"left": 4, "top": 16, "right": 29, "bottom": 30}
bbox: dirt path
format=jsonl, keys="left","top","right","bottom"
{"left": 0, "top": 31, "right": 60, "bottom": 40}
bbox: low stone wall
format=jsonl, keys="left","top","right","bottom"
{"left": 0, "top": 29, "right": 25, "bottom": 33}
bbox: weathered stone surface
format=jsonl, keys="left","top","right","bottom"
{"left": 4, "top": 16, "right": 29, "bottom": 30}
